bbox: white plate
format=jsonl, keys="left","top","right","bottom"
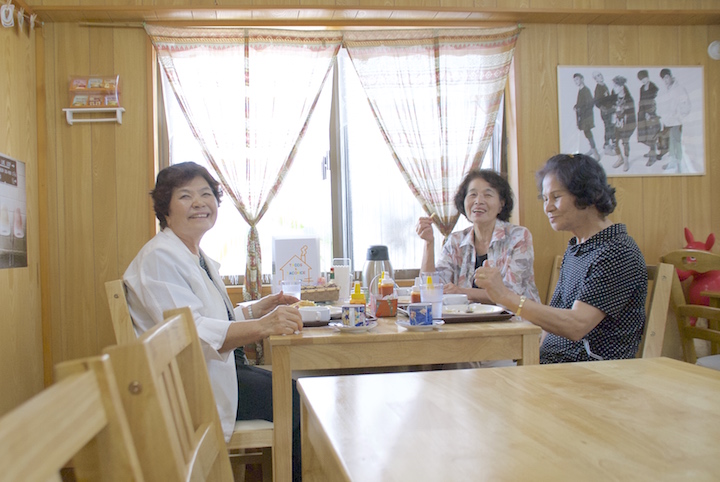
{"left": 329, "top": 321, "right": 378, "bottom": 333}
{"left": 328, "top": 306, "right": 342, "bottom": 319}
{"left": 443, "top": 303, "right": 505, "bottom": 315}
{"left": 395, "top": 320, "right": 444, "bottom": 332}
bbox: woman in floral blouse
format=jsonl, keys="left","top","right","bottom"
{"left": 416, "top": 169, "right": 540, "bottom": 304}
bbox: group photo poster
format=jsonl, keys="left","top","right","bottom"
{"left": 557, "top": 65, "right": 705, "bottom": 177}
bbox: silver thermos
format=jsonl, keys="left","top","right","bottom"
{"left": 362, "top": 245, "right": 394, "bottom": 289}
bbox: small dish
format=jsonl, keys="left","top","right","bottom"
{"left": 328, "top": 321, "right": 378, "bottom": 333}
{"left": 299, "top": 306, "right": 331, "bottom": 322}
{"left": 395, "top": 320, "right": 444, "bottom": 332}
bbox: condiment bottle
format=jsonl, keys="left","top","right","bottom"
{"left": 410, "top": 276, "right": 422, "bottom": 303}
{"left": 350, "top": 281, "right": 366, "bottom": 305}
{"left": 329, "top": 267, "right": 335, "bottom": 284}
{"left": 379, "top": 271, "right": 395, "bottom": 297}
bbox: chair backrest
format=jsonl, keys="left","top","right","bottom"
{"left": 660, "top": 249, "right": 720, "bottom": 363}
{"left": 105, "top": 279, "right": 137, "bottom": 344}
{"left": 0, "top": 355, "right": 144, "bottom": 481}
{"left": 103, "top": 306, "right": 234, "bottom": 482}
{"left": 638, "top": 263, "right": 673, "bottom": 358}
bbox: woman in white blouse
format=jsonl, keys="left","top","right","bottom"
{"left": 124, "top": 162, "right": 303, "bottom": 481}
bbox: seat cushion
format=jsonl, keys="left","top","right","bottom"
{"left": 696, "top": 354, "right": 720, "bottom": 371}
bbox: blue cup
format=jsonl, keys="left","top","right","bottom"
{"left": 408, "top": 303, "right": 433, "bottom": 325}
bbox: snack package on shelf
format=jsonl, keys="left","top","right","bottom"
{"left": 67, "top": 75, "right": 121, "bottom": 108}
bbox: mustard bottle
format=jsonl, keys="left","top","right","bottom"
{"left": 350, "top": 281, "right": 366, "bottom": 305}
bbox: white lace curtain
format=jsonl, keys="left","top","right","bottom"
{"left": 147, "top": 25, "right": 519, "bottom": 295}
{"left": 146, "top": 25, "right": 342, "bottom": 299}
{"left": 344, "top": 27, "right": 519, "bottom": 238}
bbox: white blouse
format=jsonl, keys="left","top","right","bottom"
{"left": 124, "top": 228, "right": 245, "bottom": 441}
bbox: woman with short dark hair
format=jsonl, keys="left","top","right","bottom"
{"left": 416, "top": 169, "right": 540, "bottom": 305}
{"left": 124, "top": 161, "right": 303, "bottom": 480}
{"left": 475, "top": 154, "right": 647, "bottom": 363}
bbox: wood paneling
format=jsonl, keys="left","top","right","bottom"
{"left": 0, "top": 26, "right": 43, "bottom": 416}
{"left": 22, "top": 1, "right": 720, "bottom": 26}
{"left": 31, "top": 1, "right": 720, "bottom": 377}
{"left": 40, "top": 24, "right": 151, "bottom": 372}
{"left": 515, "top": 23, "right": 720, "bottom": 302}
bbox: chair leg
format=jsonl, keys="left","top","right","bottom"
{"left": 261, "top": 448, "right": 273, "bottom": 482}
{"left": 230, "top": 453, "right": 247, "bottom": 482}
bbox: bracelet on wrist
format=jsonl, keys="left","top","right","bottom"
{"left": 515, "top": 295, "right": 527, "bottom": 317}
{"left": 247, "top": 304, "right": 254, "bottom": 319}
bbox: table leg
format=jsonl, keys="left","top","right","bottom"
{"left": 518, "top": 331, "right": 540, "bottom": 365}
{"left": 271, "top": 345, "right": 293, "bottom": 482}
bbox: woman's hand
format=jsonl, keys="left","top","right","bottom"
{"left": 250, "top": 291, "right": 300, "bottom": 318}
{"left": 416, "top": 216, "right": 435, "bottom": 244}
{"left": 259, "top": 306, "right": 303, "bottom": 336}
{"left": 443, "top": 282, "right": 464, "bottom": 295}
{"left": 473, "top": 261, "right": 509, "bottom": 305}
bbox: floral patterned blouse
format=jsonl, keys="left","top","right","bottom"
{"left": 435, "top": 220, "right": 541, "bottom": 302}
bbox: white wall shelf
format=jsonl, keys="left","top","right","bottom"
{"left": 62, "top": 107, "right": 125, "bottom": 125}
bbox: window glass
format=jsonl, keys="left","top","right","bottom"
{"left": 162, "top": 70, "right": 332, "bottom": 278}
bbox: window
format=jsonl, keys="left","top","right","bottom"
{"left": 161, "top": 45, "right": 502, "bottom": 279}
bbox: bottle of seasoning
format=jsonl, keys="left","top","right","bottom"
{"left": 378, "top": 271, "right": 395, "bottom": 297}
{"left": 410, "top": 276, "right": 422, "bottom": 303}
{"left": 350, "top": 281, "right": 366, "bottom": 305}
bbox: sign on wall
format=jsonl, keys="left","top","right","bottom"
{"left": 0, "top": 152, "right": 27, "bottom": 268}
{"left": 558, "top": 65, "right": 704, "bottom": 177}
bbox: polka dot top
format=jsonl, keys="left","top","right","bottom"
{"left": 541, "top": 224, "right": 648, "bottom": 363}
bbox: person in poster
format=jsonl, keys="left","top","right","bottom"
{"left": 573, "top": 73, "right": 600, "bottom": 160}
{"left": 657, "top": 68, "right": 691, "bottom": 172}
{"left": 636, "top": 70, "right": 662, "bottom": 166}
{"left": 592, "top": 71, "right": 616, "bottom": 155}
{"left": 610, "top": 76, "right": 636, "bottom": 172}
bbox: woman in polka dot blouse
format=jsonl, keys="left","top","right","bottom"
{"left": 474, "top": 154, "right": 647, "bottom": 363}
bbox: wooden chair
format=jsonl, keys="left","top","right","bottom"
{"left": 105, "top": 279, "right": 137, "bottom": 344}
{"left": 102, "top": 307, "right": 234, "bottom": 481}
{"left": 0, "top": 354, "right": 144, "bottom": 481}
{"left": 660, "top": 249, "right": 720, "bottom": 370}
{"left": 104, "top": 280, "right": 274, "bottom": 480}
{"left": 637, "top": 263, "right": 673, "bottom": 358}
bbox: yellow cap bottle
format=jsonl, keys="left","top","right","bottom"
{"left": 350, "top": 281, "right": 366, "bottom": 305}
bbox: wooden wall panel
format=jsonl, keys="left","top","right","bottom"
{"left": 41, "top": 24, "right": 151, "bottom": 371}
{"left": 516, "top": 23, "right": 720, "bottom": 307}
{"left": 90, "top": 27, "right": 120, "bottom": 353}
{"left": 31, "top": 6, "right": 719, "bottom": 374}
{"left": 0, "top": 26, "right": 43, "bottom": 416}
{"left": 708, "top": 24, "right": 720, "bottom": 236}
{"left": 515, "top": 23, "right": 565, "bottom": 303}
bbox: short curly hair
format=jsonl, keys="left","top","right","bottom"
{"left": 535, "top": 154, "right": 616, "bottom": 216}
{"left": 453, "top": 169, "right": 514, "bottom": 222}
{"left": 151, "top": 162, "right": 223, "bottom": 229}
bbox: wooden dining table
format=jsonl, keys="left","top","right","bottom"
{"left": 298, "top": 357, "right": 720, "bottom": 481}
{"left": 268, "top": 314, "right": 542, "bottom": 481}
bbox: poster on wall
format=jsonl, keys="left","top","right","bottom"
{"left": 0, "top": 153, "right": 27, "bottom": 268}
{"left": 557, "top": 65, "right": 704, "bottom": 177}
